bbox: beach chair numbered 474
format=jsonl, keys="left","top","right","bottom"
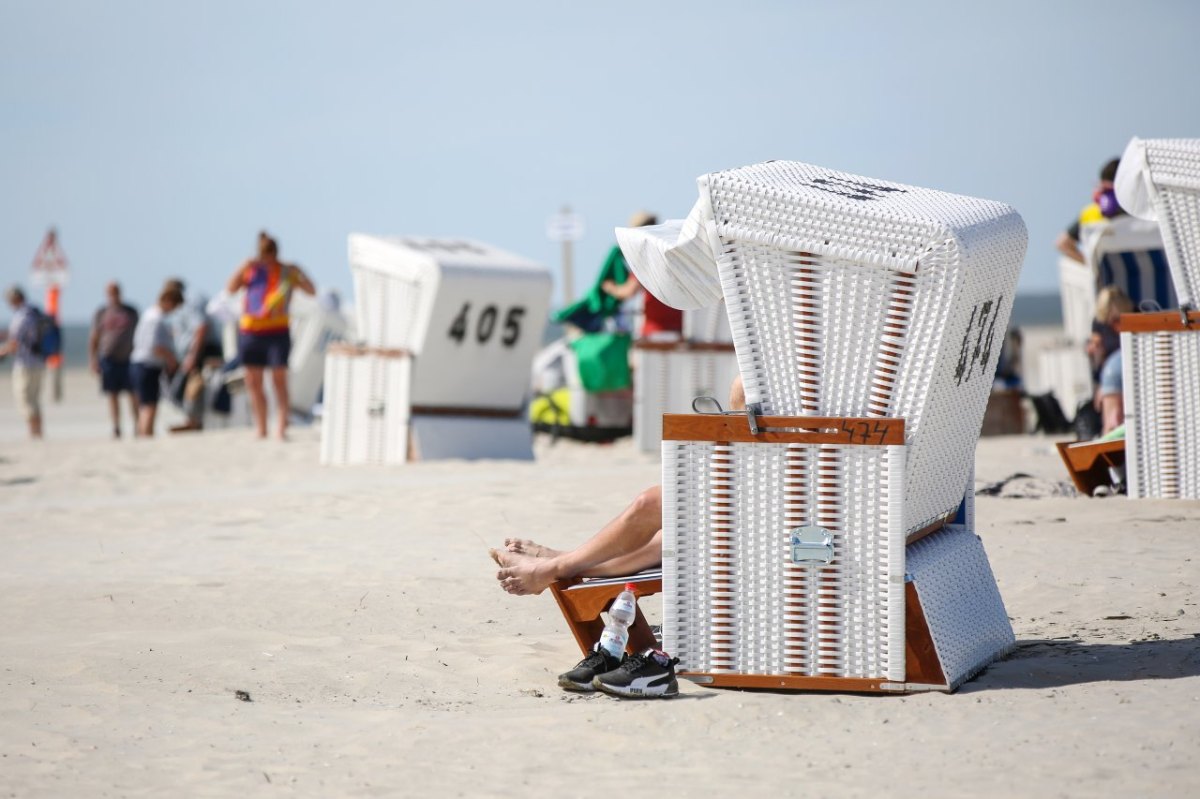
{"left": 612, "top": 160, "right": 1027, "bottom": 692}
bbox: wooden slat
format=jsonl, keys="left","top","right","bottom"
{"left": 1056, "top": 439, "right": 1126, "bottom": 496}
{"left": 1118, "top": 310, "right": 1200, "bottom": 333}
{"left": 662, "top": 413, "right": 904, "bottom": 445}
{"left": 678, "top": 672, "right": 891, "bottom": 693}
{"left": 411, "top": 405, "right": 524, "bottom": 419}
{"left": 904, "top": 581, "right": 947, "bottom": 686}
{"left": 327, "top": 342, "right": 412, "bottom": 358}
{"left": 633, "top": 340, "right": 736, "bottom": 353}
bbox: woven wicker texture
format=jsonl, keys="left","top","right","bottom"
{"left": 682, "top": 302, "right": 734, "bottom": 343}
{"left": 1122, "top": 328, "right": 1200, "bottom": 499}
{"left": 701, "top": 161, "right": 1026, "bottom": 534}
{"left": 906, "top": 525, "right": 1015, "bottom": 690}
{"left": 319, "top": 349, "right": 411, "bottom": 466}
{"left": 1116, "top": 139, "right": 1200, "bottom": 307}
{"left": 662, "top": 438, "right": 906, "bottom": 680}
{"left": 633, "top": 348, "right": 741, "bottom": 453}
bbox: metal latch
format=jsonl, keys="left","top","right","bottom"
{"left": 790, "top": 526, "right": 834, "bottom": 566}
{"left": 692, "top": 396, "right": 765, "bottom": 436}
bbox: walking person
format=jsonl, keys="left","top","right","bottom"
{"left": 1, "top": 286, "right": 47, "bottom": 439}
{"left": 225, "top": 232, "right": 315, "bottom": 440}
{"left": 130, "top": 286, "right": 183, "bottom": 437}
{"left": 88, "top": 281, "right": 140, "bottom": 438}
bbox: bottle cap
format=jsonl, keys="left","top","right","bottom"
{"left": 624, "top": 582, "right": 638, "bottom": 593}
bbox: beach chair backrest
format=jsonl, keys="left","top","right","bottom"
{"left": 1081, "top": 215, "right": 1175, "bottom": 312}
{"left": 699, "top": 162, "right": 1026, "bottom": 534}
{"left": 1116, "top": 138, "right": 1200, "bottom": 307}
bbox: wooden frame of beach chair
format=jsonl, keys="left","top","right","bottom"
{"left": 1119, "top": 309, "right": 1200, "bottom": 499}
{"left": 661, "top": 413, "right": 1013, "bottom": 693}
{"left": 1056, "top": 438, "right": 1127, "bottom": 497}
{"left": 549, "top": 572, "right": 663, "bottom": 656}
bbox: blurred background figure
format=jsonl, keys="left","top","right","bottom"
{"left": 1088, "top": 286, "right": 1132, "bottom": 436}
{"left": 598, "top": 212, "right": 683, "bottom": 340}
{"left": 88, "top": 281, "right": 140, "bottom": 438}
{"left": 1055, "top": 157, "right": 1124, "bottom": 265}
{"left": 226, "top": 231, "right": 315, "bottom": 440}
{"left": 130, "top": 286, "right": 183, "bottom": 437}
{"left": 163, "top": 278, "right": 225, "bottom": 433}
{"left": 2, "top": 286, "right": 47, "bottom": 439}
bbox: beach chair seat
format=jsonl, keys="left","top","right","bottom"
{"left": 1056, "top": 438, "right": 1127, "bottom": 496}
{"left": 549, "top": 571, "right": 662, "bottom": 656}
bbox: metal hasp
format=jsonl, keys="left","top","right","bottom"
{"left": 790, "top": 525, "right": 834, "bottom": 566}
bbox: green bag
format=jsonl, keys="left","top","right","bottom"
{"left": 570, "top": 332, "right": 632, "bottom": 392}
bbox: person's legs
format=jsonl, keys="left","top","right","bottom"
{"left": 270, "top": 366, "right": 289, "bottom": 440}
{"left": 17, "top": 364, "right": 44, "bottom": 440}
{"left": 138, "top": 402, "right": 158, "bottom": 436}
{"left": 244, "top": 366, "right": 268, "bottom": 438}
{"left": 493, "top": 485, "right": 663, "bottom": 595}
{"left": 108, "top": 393, "right": 121, "bottom": 437}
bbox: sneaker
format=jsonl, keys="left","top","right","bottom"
{"left": 592, "top": 649, "right": 679, "bottom": 698}
{"left": 557, "top": 643, "right": 623, "bottom": 692}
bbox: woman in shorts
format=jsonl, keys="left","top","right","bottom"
{"left": 130, "top": 286, "right": 183, "bottom": 436}
{"left": 226, "top": 232, "right": 315, "bottom": 439}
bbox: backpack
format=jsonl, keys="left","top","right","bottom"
{"left": 19, "top": 306, "right": 61, "bottom": 359}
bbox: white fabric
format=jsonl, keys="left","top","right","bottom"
{"left": 1115, "top": 137, "right": 1157, "bottom": 221}
{"left": 614, "top": 198, "right": 723, "bottom": 310}
{"left": 131, "top": 306, "right": 173, "bottom": 367}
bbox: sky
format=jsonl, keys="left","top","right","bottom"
{"left": 2, "top": 0, "right": 1199, "bottom": 323}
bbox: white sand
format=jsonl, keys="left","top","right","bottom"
{"left": 2, "top": 370, "right": 1199, "bottom": 797}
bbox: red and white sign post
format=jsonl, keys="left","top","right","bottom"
{"left": 30, "top": 228, "right": 69, "bottom": 400}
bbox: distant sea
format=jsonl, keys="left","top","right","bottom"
{"left": 51, "top": 292, "right": 1063, "bottom": 368}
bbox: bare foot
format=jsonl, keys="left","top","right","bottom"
{"left": 503, "top": 538, "right": 563, "bottom": 559}
{"left": 489, "top": 548, "right": 558, "bottom": 595}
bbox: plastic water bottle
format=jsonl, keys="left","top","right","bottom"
{"left": 597, "top": 583, "right": 639, "bottom": 658}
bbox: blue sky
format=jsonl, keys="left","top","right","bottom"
{"left": 2, "top": 0, "right": 1199, "bottom": 322}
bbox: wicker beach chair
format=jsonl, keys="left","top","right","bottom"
{"left": 1112, "top": 138, "right": 1200, "bottom": 499}
{"left": 618, "top": 161, "right": 1025, "bottom": 692}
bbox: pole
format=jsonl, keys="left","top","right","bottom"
{"left": 560, "top": 205, "right": 574, "bottom": 303}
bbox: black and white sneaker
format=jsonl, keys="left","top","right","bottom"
{"left": 557, "top": 644, "right": 623, "bottom": 692}
{"left": 592, "top": 649, "right": 679, "bottom": 698}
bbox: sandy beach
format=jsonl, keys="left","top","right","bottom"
{"left": 1, "top": 369, "right": 1198, "bottom": 798}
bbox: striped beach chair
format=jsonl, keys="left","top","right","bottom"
{"left": 619, "top": 161, "right": 1025, "bottom": 692}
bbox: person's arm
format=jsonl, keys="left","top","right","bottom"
{"left": 1055, "top": 231, "right": 1085, "bottom": 264}
{"left": 153, "top": 319, "right": 179, "bottom": 373}
{"left": 88, "top": 310, "right": 101, "bottom": 373}
{"left": 601, "top": 272, "right": 641, "bottom": 301}
{"left": 288, "top": 263, "right": 316, "bottom": 295}
{"left": 226, "top": 261, "right": 249, "bottom": 294}
{"left": 181, "top": 322, "right": 207, "bottom": 375}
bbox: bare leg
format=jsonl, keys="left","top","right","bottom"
{"left": 1101, "top": 392, "right": 1124, "bottom": 436}
{"left": 29, "top": 414, "right": 42, "bottom": 439}
{"left": 127, "top": 392, "right": 141, "bottom": 436}
{"left": 270, "top": 366, "right": 289, "bottom": 440}
{"left": 107, "top": 393, "right": 121, "bottom": 437}
{"left": 245, "top": 366, "right": 268, "bottom": 438}
{"left": 492, "top": 486, "right": 662, "bottom": 595}
{"left": 138, "top": 403, "right": 157, "bottom": 437}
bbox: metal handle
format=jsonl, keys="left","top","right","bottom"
{"left": 790, "top": 526, "right": 834, "bottom": 566}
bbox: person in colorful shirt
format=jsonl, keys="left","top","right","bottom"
{"left": 2, "top": 286, "right": 47, "bottom": 439}
{"left": 225, "top": 232, "right": 315, "bottom": 440}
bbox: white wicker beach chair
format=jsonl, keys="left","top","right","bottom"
{"left": 633, "top": 341, "right": 739, "bottom": 453}
{"left": 1080, "top": 215, "right": 1175, "bottom": 313}
{"left": 1115, "top": 138, "right": 1200, "bottom": 309}
{"left": 617, "top": 161, "right": 1024, "bottom": 692}
{"left": 331, "top": 235, "right": 552, "bottom": 462}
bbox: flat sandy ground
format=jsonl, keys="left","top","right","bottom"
{"left": 2, "top": 370, "right": 1198, "bottom": 798}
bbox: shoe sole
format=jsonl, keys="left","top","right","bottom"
{"left": 557, "top": 677, "right": 597, "bottom": 692}
{"left": 593, "top": 680, "right": 678, "bottom": 699}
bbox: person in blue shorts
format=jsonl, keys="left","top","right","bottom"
{"left": 89, "top": 281, "right": 140, "bottom": 438}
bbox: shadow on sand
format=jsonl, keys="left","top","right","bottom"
{"left": 964, "top": 635, "right": 1200, "bottom": 691}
